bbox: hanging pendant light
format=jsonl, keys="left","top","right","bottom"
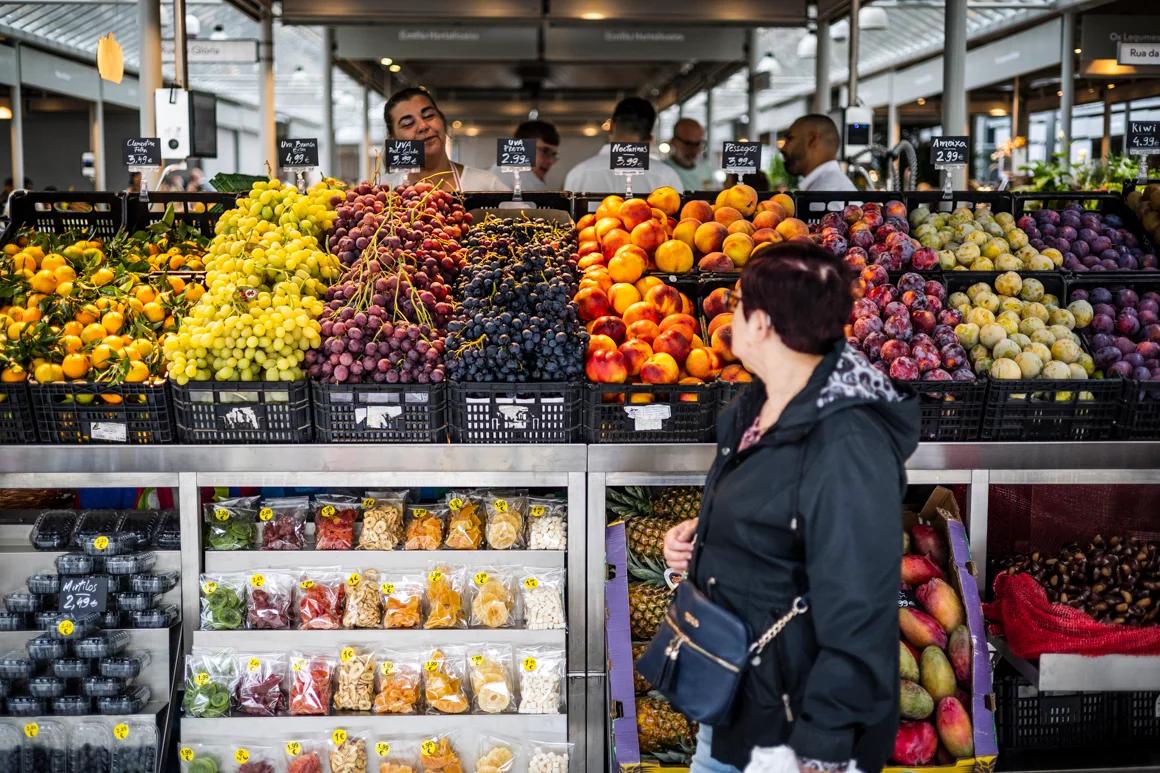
{"left": 796, "top": 32, "right": 817, "bottom": 60}
{"left": 96, "top": 32, "right": 124, "bottom": 84}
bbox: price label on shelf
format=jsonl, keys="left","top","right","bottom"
{"left": 387, "top": 139, "right": 424, "bottom": 172}
{"left": 321, "top": 505, "right": 337, "bottom": 518}
{"left": 202, "top": 580, "right": 218, "bottom": 594}
{"left": 931, "top": 136, "right": 969, "bottom": 168}
{"left": 56, "top": 618, "right": 75, "bottom": 637}
{"left": 428, "top": 570, "right": 443, "bottom": 583}
{"left": 213, "top": 508, "right": 230, "bottom": 521}
{"left": 1128, "top": 121, "right": 1160, "bottom": 156}
{"left": 194, "top": 671, "right": 211, "bottom": 686}
{"left": 424, "top": 660, "right": 440, "bottom": 673}
{"left": 381, "top": 582, "right": 395, "bottom": 595}
{"left": 722, "top": 141, "right": 761, "bottom": 174}
{"left": 112, "top": 723, "right": 130, "bottom": 741}
{"left": 380, "top": 660, "right": 396, "bottom": 675}
{"left": 376, "top": 742, "right": 391, "bottom": 757}
{"left": 610, "top": 142, "right": 649, "bottom": 172}
{"left": 413, "top": 507, "right": 429, "bottom": 517}
{"left": 348, "top": 572, "right": 361, "bottom": 587}
{"left": 179, "top": 747, "right": 195, "bottom": 762}
{"left": 493, "top": 498, "right": 509, "bottom": 513}
{"left": 279, "top": 137, "right": 319, "bottom": 169}
{"left": 234, "top": 748, "right": 250, "bottom": 764}
{"left": 291, "top": 659, "right": 304, "bottom": 673}
{"left": 332, "top": 728, "right": 348, "bottom": 746}
{"left": 522, "top": 657, "right": 539, "bottom": 673}
{"left": 123, "top": 137, "right": 161, "bottom": 169}
{"left": 93, "top": 535, "right": 110, "bottom": 551}
{"left": 471, "top": 654, "right": 485, "bottom": 666}
{"left": 496, "top": 138, "right": 535, "bottom": 169}
{"left": 422, "top": 739, "right": 439, "bottom": 757}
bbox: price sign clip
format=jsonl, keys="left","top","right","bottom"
{"left": 279, "top": 137, "right": 319, "bottom": 193}
{"left": 124, "top": 137, "right": 162, "bottom": 203}
{"left": 497, "top": 138, "right": 535, "bottom": 202}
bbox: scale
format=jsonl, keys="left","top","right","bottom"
{"left": 279, "top": 138, "right": 319, "bottom": 193}
{"left": 931, "top": 135, "right": 969, "bottom": 199}
{"left": 610, "top": 142, "right": 649, "bottom": 198}
{"left": 123, "top": 137, "right": 162, "bottom": 202}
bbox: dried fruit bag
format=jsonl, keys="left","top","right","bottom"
{"left": 200, "top": 574, "right": 245, "bottom": 631}
{"left": 296, "top": 569, "right": 345, "bottom": 630}
{"left": 527, "top": 497, "right": 566, "bottom": 551}
{"left": 183, "top": 648, "right": 236, "bottom": 718}
{"left": 284, "top": 740, "right": 325, "bottom": 773}
{"left": 360, "top": 492, "right": 407, "bottom": 550}
{"left": 527, "top": 741, "right": 571, "bottom": 773}
{"left": 334, "top": 646, "right": 376, "bottom": 712}
{"left": 343, "top": 569, "right": 383, "bottom": 629}
{"left": 245, "top": 572, "right": 293, "bottom": 630}
{"left": 314, "top": 494, "right": 360, "bottom": 550}
{"left": 519, "top": 569, "right": 566, "bottom": 630}
{"left": 177, "top": 742, "right": 225, "bottom": 773}
{"left": 329, "top": 732, "right": 368, "bottom": 773}
{"left": 443, "top": 493, "right": 483, "bottom": 550}
{"left": 418, "top": 735, "right": 463, "bottom": 773}
{"left": 422, "top": 648, "right": 468, "bottom": 715}
{"left": 404, "top": 505, "right": 443, "bottom": 550}
{"left": 484, "top": 492, "right": 526, "bottom": 550}
{"left": 289, "top": 653, "right": 336, "bottom": 715}
{"left": 380, "top": 576, "right": 424, "bottom": 630}
{"left": 424, "top": 567, "right": 466, "bottom": 630}
{"left": 516, "top": 646, "right": 564, "bottom": 714}
{"left": 374, "top": 738, "right": 418, "bottom": 773}
{"left": 204, "top": 497, "right": 259, "bottom": 551}
{"left": 229, "top": 745, "right": 279, "bottom": 773}
{"left": 233, "top": 653, "right": 287, "bottom": 717}
{"left": 373, "top": 650, "right": 423, "bottom": 715}
{"left": 467, "top": 647, "right": 514, "bottom": 714}
{"left": 475, "top": 737, "right": 518, "bottom": 773}
{"left": 258, "top": 497, "right": 309, "bottom": 551}
{"left": 469, "top": 569, "right": 516, "bottom": 629}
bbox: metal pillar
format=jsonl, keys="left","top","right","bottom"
{"left": 746, "top": 29, "right": 759, "bottom": 139}
{"left": 92, "top": 79, "right": 106, "bottom": 190}
{"left": 322, "top": 27, "right": 335, "bottom": 174}
{"left": 705, "top": 89, "right": 714, "bottom": 164}
{"left": 1101, "top": 91, "right": 1112, "bottom": 163}
{"left": 848, "top": 0, "right": 861, "bottom": 106}
{"left": 258, "top": 9, "right": 276, "bottom": 169}
{"left": 1123, "top": 100, "right": 1131, "bottom": 155}
{"left": 887, "top": 71, "right": 900, "bottom": 147}
{"left": 173, "top": 0, "right": 188, "bottom": 89}
{"left": 360, "top": 87, "right": 371, "bottom": 182}
{"left": 10, "top": 42, "right": 23, "bottom": 189}
{"left": 942, "top": 0, "right": 969, "bottom": 188}
{"left": 137, "top": 0, "right": 162, "bottom": 136}
{"left": 1059, "top": 12, "right": 1075, "bottom": 168}
{"left": 813, "top": 22, "right": 831, "bottom": 115}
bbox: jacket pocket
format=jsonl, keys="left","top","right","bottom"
{"left": 743, "top": 639, "right": 794, "bottom": 725}
{"left": 773, "top": 612, "right": 817, "bottom": 710}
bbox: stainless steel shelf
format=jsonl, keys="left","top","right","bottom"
{"left": 8, "top": 701, "right": 168, "bottom": 728}
{"left": 180, "top": 712, "right": 567, "bottom": 738}
{"left": 203, "top": 549, "right": 564, "bottom": 573}
{"left": 191, "top": 629, "right": 566, "bottom": 649}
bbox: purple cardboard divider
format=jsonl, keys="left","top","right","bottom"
{"left": 606, "top": 521, "right": 641, "bottom": 769}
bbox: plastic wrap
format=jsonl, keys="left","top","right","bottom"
{"left": 418, "top": 735, "right": 463, "bottom": 773}
{"left": 516, "top": 647, "right": 564, "bottom": 714}
{"left": 359, "top": 492, "right": 408, "bottom": 550}
{"left": 328, "top": 730, "right": 368, "bottom": 773}
{"left": 483, "top": 492, "right": 527, "bottom": 550}
{"left": 518, "top": 570, "right": 566, "bottom": 630}
{"left": 20, "top": 719, "right": 68, "bottom": 773}
{"left": 372, "top": 650, "right": 423, "bottom": 715}
{"left": 468, "top": 569, "right": 517, "bottom": 629}
{"left": 296, "top": 570, "right": 346, "bottom": 630}
{"left": 110, "top": 720, "right": 158, "bottom": 773}
{"left": 200, "top": 575, "right": 246, "bottom": 630}
{"left": 343, "top": 569, "right": 383, "bottom": 629}
{"left": 422, "top": 648, "right": 468, "bottom": 715}
{"left": 68, "top": 721, "right": 111, "bottom": 773}
{"left": 404, "top": 505, "right": 443, "bottom": 551}
{"left": 334, "top": 647, "right": 376, "bottom": 712}
{"left": 258, "top": 497, "right": 309, "bottom": 550}
{"left": 314, "top": 495, "right": 360, "bottom": 551}
{"left": 380, "top": 576, "right": 424, "bottom": 630}
{"left": 443, "top": 493, "right": 483, "bottom": 550}
{"left": 203, "top": 498, "right": 259, "bottom": 551}
{"left": 245, "top": 572, "right": 293, "bottom": 630}
{"left": 476, "top": 736, "right": 519, "bottom": 773}
{"left": 178, "top": 743, "right": 226, "bottom": 773}
{"left": 234, "top": 653, "right": 287, "bottom": 717}
{"left": 183, "top": 648, "right": 237, "bottom": 718}
{"left": 527, "top": 497, "right": 567, "bottom": 551}
{"left": 467, "top": 647, "right": 515, "bottom": 714}
{"left": 289, "top": 654, "right": 336, "bottom": 716}
{"left": 423, "top": 567, "right": 466, "bottom": 630}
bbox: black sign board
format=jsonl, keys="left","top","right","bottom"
{"left": 279, "top": 138, "right": 319, "bottom": 168}
{"left": 610, "top": 142, "right": 650, "bottom": 172}
{"left": 123, "top": 137, "right": 161, "bottom": 168}
{"left": 496, "top": 138, "right": 535, "bottom": 169}
{"left": 931, "top": 136, "right": 969, "bottom": 167}
{"left": 386, "top": 139, "right": 424, "bottom": 171}
{"left": 59, "top": 575, "right": 107, "bottom": 615}
{"left": 1127, "top": 121, "right": 1160, "bottom": 156}
{"left": 722, "top": 141, "right": 761, "bottom": 173}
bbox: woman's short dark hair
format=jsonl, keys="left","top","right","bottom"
{"left": 739, "top": 241, "right": 853, "bottom": 355}
{"left": 384, "top": 87, "right": 445, "bottom": 137}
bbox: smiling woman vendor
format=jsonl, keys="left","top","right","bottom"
{"left": 384, "top": 86, "right": 509, "bottom": 192}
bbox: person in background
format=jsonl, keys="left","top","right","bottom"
{"left": 725, "top": 171, "right": 772, "bottom": 191}
{"left": 489, "top": 120, "right": 561, "bottom": 191}
{"left": 665, "top": 118, "right": 715, "bottom": 191}
{"left": 781, "top": 114, "right": 856, "bottom": 192}
{"left": 157, "top": 173, "right": 184, "bottom": 193}
{"left": 186, "top": 167, "right": 206, "bottom": 192}
{"left": 126, "top": 172, "right": 142, "bottom": 194}
{"left": 563, "top": 97, "right": 682, "bottom": 193}
{"left": 385, "top": 86, "right": 508, "bottom": 192}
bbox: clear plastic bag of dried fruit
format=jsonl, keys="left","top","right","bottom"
{"left": 373, "top": 737, "right": 419, "bottom": 773}
{"left": 423, "top": 566, "right": 466, "bottom": 630}
{"left": 245, "top": 571, "right": 294, "bottom": 630}
{"left": 518, "top": 569, "right": 566, "bottom": 630}
{"left": 526, "top": 497, "right": 567, "bottom": 551}
{"left": 418, "top": 734, "right": 463, "bottom": 773}
{"left": 228, "top": 744, "right": 279, "bottom": 773}
{"left": 515, "top": 646, "right": 564, "bottom": 714}
{"left": 372, "top": 649, "right": 424, "bottom": 715}
{"left": 468, "top": 568, "right": 517, "bottom": 629}
{"left": 443, "top": 492, "right": 483, "bottom": 550}
{"left": 289, "top": 653, "right": 336, "bottom": 716}
{"left": 314, "top": 494, "right": 361, "bottom": 551}
{"left": 484, "top": 492, "right": 527, "bottom": 550}
{"left": 342, "top": 569, "right": 383, "bottom": 629}
{"left": 233, "top": 652, "right": 287, "bottom": 717}
{"left": 421, "top": 647, "right": 468, "bottom": 715}
{"left": 329, "top": 729, "right": 368, "bottom": 773}
{"left": 284, "top": 739, "right": 325, "bottom": 773}
{"left": 380, "top": 576, "right": 424, "bottom": 630}
{"left": 258, "top": 496, "right": 309, "bottom": 551}
{"left": 296, "top": 569, "right": 346, "bottom": 630}
{"left": 466, "top": 646, "right": 515, "bottom": 714}
{"left": 476, "top": 736, "right": 521, "bottom": 773}
{"left": 333, "top": 646, "right": 376, "bottom": 712}
{"left": 404, "top": 505, "right": 443, "bottom": 551}
{"left": 526, "top": 740, "right": 572, "bottom": 773}
{"left": 360, "top": 491, "right": 408, "bottom": 551}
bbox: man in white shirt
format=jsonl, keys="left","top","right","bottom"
{"left": 563, "top": 97, "right": 683, "bottom": 194}
{"left": 488, "top": 120, "right": 561, "bottom": 191}
{"left": 782, "top": 114, "right": 856, "bottom": 191}
{"left": 664, "top": 118, "right": 716, "bottom": 192}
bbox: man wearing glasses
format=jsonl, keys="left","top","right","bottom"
{"left": 665, "top": 118, "right": 715, "bottom": 192}
{"left": 489, "top": 119, "right": 561, "bottom": 191}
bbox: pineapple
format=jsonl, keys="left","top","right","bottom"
{"left": 631, "top": 642, "right": 652, "bottom": 695}
{"left": 625, "top": 516, "right": 670, "bottom": 562}
{"left": 653, "top": 486, "right": 703, "bottom": 521}
{"left": 610, "top": 486, "right": 702, "bottom": 561}
{"left": 637, "top": 696, "right": 698, "bottom": 761}
{"left": 628, "top": 553, "right": 673, "bottom": 641}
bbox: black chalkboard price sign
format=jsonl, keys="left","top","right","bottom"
{"left": 279, "top": 138, "right": 319, "bottom": 168}
{"left": 59, "top": 575, "right": 107, "bottom": 615}
{"left": 722, "top": 141, "right": 761, "bottom": 173}
{"left": 124, "top": 137, "right": 161, "bottom": 168}
{"left": 610, "top": 142, "right": 650, "bottom": 171}
{"left": 931, "top": 136, "right": 969, "bottom": 167}
{"left": 386, "top": 140, "right": 424, "bottom": 171}
{"left": 1127, "top": 121, "right": 1160, "bottom": 156}
{"left": 496, "top": 138, "right": 535, "bottom": 169}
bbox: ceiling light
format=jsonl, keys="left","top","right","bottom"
{"left": 1057, "top": 90, "right": 1063, "bottom": 97}
{"left": 601, "top": 119, "right": 611, "bottom": 131}
{"left": 389, "top": 64, "right": 401, "bottom": 73}
{"left": 452, "top": 120, "right": 463, "bottom": 129}
{"left": 796, "top": 32, "right": 817, "bottom": 60}
{"left": 989, "top": 108, "right": 1008, "bottom": 117}
{"left": 737, "top": 137, "right": 749, "bottom": 143}
{"left": 759, "top": 52, "right": 783, "bottom": 76}
{"left": 916, "top": 97, "right": 926, "bottom": 106}
{"left": 658, "top": 142, "right": 671, "bottom": 154}
{"left": 1074, "top": 48, "right": 1082, "bottom": 55}
{"left": 185, "top": 14, "right": 201, "bottom": 38}
{"left": 583, "top": 126, "right": 599, "bottom": 137}
{"left": 465, "top": 126, "right": 480, "bottom": 137}
{"left": 0, "top": 106, "right": 11, "bottom": 120}
{"left": 859, "top": 6, "right": 889, "bottom": 30}
{"left": 209, "top": 24, "right": 227, "bottom": 41}
{"left": 580, "top": 12, "right": 605, "bottom": 20}
{"left": 380, "top": 57, "right": 393, "bottom": 66}
{"left": 1108, "top": 82, "right": 1116, "bottom": 89}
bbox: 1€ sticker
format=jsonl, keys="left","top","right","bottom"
{"left": 113, "top": 723, "right": 129, "bottom": 741}
{"left": 285, "top": 741, "right": 302, "bottom": 757}
{"left": 332, "top": 728, "right": 348, "bottom": 746}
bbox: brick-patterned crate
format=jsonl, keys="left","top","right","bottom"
{"left": 312, "top": 381, "right": 446, "bottom": 443}
{"left": 30, "top": 381, "right": 174, "bottom": 444}
{"left": 448, "top": 382, "right": 582, "bottom": 443}
{"left": 172, "top": 380, "right": 311, "bottom": 443}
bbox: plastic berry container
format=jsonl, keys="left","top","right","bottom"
{"left": 81, "top": 675, "right": 125, "bottom": 698}
{"left": 6, "top": 695, "right": 45, "bottom": 715}
{"left": 106, "top": 553, "right": 155, "bottom": 576}
{"left": 53, "top": 658, "right": 91, "bottom": 679}
{"left": 81, "top": 532, "right": 134, "bottom": 557}
{"left": 75, "top": 631, "right": 129, "bottom": 658}
{"left": 72, "top": 511, "right": 124, "bottom": 547}
{"left": 31, "top": 510, "right": 78, "bottom": 551}
{"left": 27, "top": 574, "right": 61, "bottom": 595}
{"left": 29, "top": 676, "right": 67, "bottom": 699}
{"left": 130, "top": 571, "right": 178, "bottom": 594}
{"left": 4, "top": 592, "right": 42, "bottom": 614}
{"left": 99, "top": 651, "right": 150, "bottom": 680}
{"left": 112, "top": 592, "right": 157, "bottom": 612}
{"left": 0, "top": 612, "right": 28, "bottom": 631}
{"left": 27, "top": 635, "right": 69, "bottom": 661}
{"left": 0, "top": 651, "right": 33, "bottom": 679}
{"left": 0, "top": 678, "right": 12, "bottom": 699}
{"left": 129, "top": 605, "right": 177, "bottom": 629}
{"left": 97, "top": 685, "right": 150, "bottom": 714}
{"left": 44, "top": 613, "right": 98, "bottom": 641}
{"left": 118, "top": 511, "right": 159, "bottom": 549}
{"left": 34, "top": 611, "right": 59, "bottom": 629}
{"left": 55, "top": 553, "right": 94, "bottom": 576}
{"left": 96, "top": 574, "right": 127, "bottom": 593}
{"left": 152, "top": 510, "right": 180, "bottom": 549}
{"left": 99, "top": 610, "right": 125, "bottom": 629}
{"left": 52, "top": 695, "right": 92, "bottom": 716}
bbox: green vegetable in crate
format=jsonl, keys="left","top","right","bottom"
{"left": 183, "top": 648, "right": 236, "bottom": 718}
{"left": 199, "top": 575, "right": 244, "bottom": 630}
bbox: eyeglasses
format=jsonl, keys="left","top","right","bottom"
{"left": 673, "top": 135, "right": 706, "bottom": 148}
{"left": 724, "top": 288, "right": 742, "bottom": 312}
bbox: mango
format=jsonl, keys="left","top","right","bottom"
{"left": 900, "top": 641, "right": 920, "bottom": 682}
{"left": 948, "top": 624, "right": 972, "bottom": 685}
{"left": 901, "top": 679, "right": 934, "bottom": 720}
{"left": 892, "top": 720, "right": 937, "bottom": 765}
{"left": 911, "top": 523, "right": 948, "bottom": 564}
{"left": 900, "top": 607, "right": 948, "bottom": 649}
{"left": 936, "top": 696, "right": 975, "bottom": 757}
{"left": 920, "top": 645, "right": 957, "bottom": 702}
{"left": 902, "top": 554, "right": 944, "bottom": 586}
{"left": 917, "top": 578, "right": 965, "bottom": 632}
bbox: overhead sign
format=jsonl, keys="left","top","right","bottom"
{"left": 161, "top": 39, "right": 258, "bottom": 64}
{"left": 722, "top": 141, "right": 761, "bottom": 174}
{"left": 496, "top": 139, "right": 535, "bottom": 170}
{"left": 545, "top": 25, "right": 746, "bottom": 62}
{"left": 335, "top": 25, "right": 537, "bottom": 60}
{"left": 279, "top": 138, "right": 319, "bottom": 169}
{"left": 124, "top": 137, "right": 161, "bottom": 168}
{"left": 610, "top": 143, "right": 649, "bottom": 172}
{"left": 282, "top": 0, "right": 540, "bottom": 23}
{"left": 549, "top": 0, "right": 806, "bottom": 25}
{"left": 1127, "top": 122, "right": 1160, "bottom": 157}
{"left": 1118, "top": 42, "right": 1160, "bottom": 66}
{"left": 1080, "top": 15, "right": 1160, "bottom": 76}
{"left": 931, "top": 137, "right": 969, "bottom": 168}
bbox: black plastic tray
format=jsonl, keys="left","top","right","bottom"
{"left": 172, "top": 380, "right": 312, "bottom": 443}
{"left": 312, "top": 381, "right": 446, "bottom": 443}
{"left": 30, "top": 381, "right": 174, "bottom": 444}
{"left": 124, "top": 191, "right": 238, "bottom": 238}
{"left": 584, "top": 383, "right": 718, "bottom": 443}
{"left": 0, "top": 191, "right": 124, "bottom": 244}
{"left": 448, "top": 381, "right": 582, "bottom": 443}
{"left": 1012, "top": 191, "right": 1157, "bottom": 265}
{"left": 463, "top": 191, "right": 573, "bottom": 216}
{"left": 981, "top": 377, "right": 1123, "bottom": 441}
{"left": 909, "top": 379, "right": 986, "bottom": 442}
{"left": 994, "top": 666, "right": 1119, "bottom": 751}
{"left": 0, "top": 381, "right": 36, "bottom": 443}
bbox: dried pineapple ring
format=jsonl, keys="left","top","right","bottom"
{"left": 486, "top": 512, "right": 522, "bottom": 550}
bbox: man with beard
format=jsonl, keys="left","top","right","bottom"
{"left": 781, "top": 114, "right": 855, "bottom": 191}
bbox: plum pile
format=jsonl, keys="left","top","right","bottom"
{"left": 306, "top": 182, "right": 470, "bottom": 385}
{"left": 847, "top": 267, "right": 973, "bottom": 382}
{"left": 911, "top": 205, "right": 1058, "bottom": 271}
{"left": 446, "top": 216, "right": 586, "bottom": 382}
{"left": 812, "top": 201, "right": 940, "bottom": 272}
{"left": 1072, "top": 285, "right": 1160, "bottom": 381}
{"left": 1022, "top": 204, "right": 1157, "bottom": 272}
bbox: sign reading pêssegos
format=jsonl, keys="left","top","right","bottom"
{"left": 722, "top": 141, "right": 761, "bottom": 174}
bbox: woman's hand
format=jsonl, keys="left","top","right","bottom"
{"left": 662, "top": 518, "right": 698, "bottom": 573}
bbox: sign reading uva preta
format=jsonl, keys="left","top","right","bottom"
{"left": 610, "top": 143, "right": 649, "bottom": 172}
{"left": 496, "top": 138, "right": 534, "bottom": 169}
{"left": 123, "top": 137, "right": 161, "bottom": 168}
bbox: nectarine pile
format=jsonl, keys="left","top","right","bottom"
{"left": 676, "top": 186, "right": 807, "bottom": 272}
{"left": 701, "top": 284, "right": 754, "bottom": 384}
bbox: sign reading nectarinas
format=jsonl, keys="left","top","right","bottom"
{"left": 610, "top": 143, "right": 649, "bottom": 172}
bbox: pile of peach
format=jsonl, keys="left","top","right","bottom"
{"left": 675, "top": 186, "right": 806, "bottom": 273}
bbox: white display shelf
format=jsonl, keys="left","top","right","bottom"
{"left": 191, "top": 628, "right": 566, "bottom": 649}
{"left": 203, "top": 549, "right": 564, "bottom": 573}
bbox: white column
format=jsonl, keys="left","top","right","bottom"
{"left": 813, "top": 22, "right": 831, "bottom": 115}
{"left": 92, "top": 78, "right": 106, "bottom": 190}
{"left": 10, "top": 42, "right": 23, "bottom": 189}
{"left": 258, "top": 9, "right": 276, "bottom": 170}
{"left": 137, "top": 0, "right": 162, "bottom": 136}
{"left": 746, "top": 29, "right": 759, "bottom": 139}
{"left": 848, "top": 0, "right": 861, "bottom": 105}
{"left": 1101, "top": 92, "right": 1111, "bottom": 163}
{"left": 887, "top": 71, "right": 900, "bottom": 148}
{"left": 360, "top": 86, "right": 371, "bottom": 182}
{"left": 322, "top": 27, "right": 335, "bottom": 174}
{"left": 173, "top": 0, "right": 188, "bottom": 89}
{"left": 942, "top": 0, "right": 969, "bottom": 188}
{"left": 1059, "top": 12, "right": 1075, "bottom": 168}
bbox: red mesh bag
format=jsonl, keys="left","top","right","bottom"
{"left": 984, "top": 572, "right": 1160, "bottom": 658}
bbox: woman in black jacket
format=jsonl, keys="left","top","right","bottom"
{"left": 664, "top": 242, "right": 919, "bottom": 773}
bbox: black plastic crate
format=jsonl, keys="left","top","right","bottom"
{"left": 1119, "top": 691, "right": 1160, "bottom": 741}
{"left": 124, "top": 192, "right": 238, "bottom": 238}
{"left": 312, "top": 381, "right": 446, "bottom": 443}
{"left": 585, "top": 383, "right": 718, "bottom": 443}
{"left": 904, "top": 190, "right": 1013, "bottom": 216}
{"left": 0, "top": 381, "right": 36, "bottom": 443}
{"left": 717, "top": 379, "right": 754, "bottom": 411}
{"left": 994, "top": 667, "right": 1119, "bottom": 751}
{"left": 0, "top": 191, "right": 124, "bottom": 244}
{"left": 172, "top": 381, "right": 311, "bottom": 443}
{"left": 463, "top": 191, "right": 572, "bottom": 215}
{"left": 1120, "top": 379, "right": 1160, "bottom": 439}
{"left": 981, "top": 377, "right": 1123, "bottom": 441}
{"left": 908, "top": 379, "right": 986, "bottom": 442}
{"left": 448, "top": 382, "right": 581, "bottom": 443}
{"left": 30, "top": 381, "right": 174, "bottom": 444}
{"left": 1012, "top": 191, "right": 1157, "bottom": 266}
{"left": 793, "top": 190, "right": 907, "bottom": 225}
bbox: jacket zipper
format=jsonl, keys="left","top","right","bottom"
{"left": 663, "top": 614, "right": 740, "bottom": 673}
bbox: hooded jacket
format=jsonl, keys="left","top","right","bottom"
{"left": 690, "top": 341, "right": 920, "bottom": 771}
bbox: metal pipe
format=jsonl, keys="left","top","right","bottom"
{"left": 887, "top": 70, "right": 900, "bottom": 147}
{"left": 136, "top": 0, "right": 162, "bottom": 136}
{"left": 814, "top": 21, "right": 831, "bottom": 114}
{"left": 746, "top": 29, "right": 759, "bottom": 139}
{"left": 173, "top": 0, "right": 188, "bottom": 89}
{"left": 322, "top": 27, "right": 335, "bottom": 175}
{"left": 92, "top": 78, "right": 106, "bottom": 190}
{"left": 848, "top": 0, "right": 860, "bottom": 105}
{"left": 1059, "top": 11, "right": 1075, "bottom": 168}
{"left": 705, "top": 88, "right": 714, "bottom": 165}
{"left": 942, "top": 0, "right": 969, "bottom": 188}
{"left": 360, "top": 86, "right": 371, "bottom": 182}
{"left": 10, "top": 42, "right": 22, "bottom": 190}
{"left": 258, "top": 8, "right": 276, "bottom": 171}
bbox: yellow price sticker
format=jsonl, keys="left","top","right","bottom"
{"left": 380, "top": 582, "right": 395, "bottom": 595}
{"left": 321, "top": 505, "right": 337, "bottom": 518}
{"left": 93, "top": 535, "right": 110, "bottom": 551}
{"left": 428, "top": 570, "right": 443, "bottom": 583}
{"left": 473, "top": 572, "right": 490, "bottom": 587}
{"left": 332, "top": 728, "right": 348, "bottom": 746}
{"left": 259, "top": 507, "right": 274, "bottom": 522}
{"left": 194, "top": 671, "right": 210, "bottom": 686}
{"left": 531, "top": 505, "right": 546, "bottom": 518}
{"left": 247, "top": 657, "right": 261, "bottom": 673}
{"left": 179, "top": 747, "right": 195, "bottom": 762}
{"left": 376, "top": 742, "right": 391, "bottom": 757}
{"left": 522, "top": 657, "right": 538, "bottom": 673}
{"left": 424, "top": 660, "right": 440, "bottom": 673}
{"left": 471, "top": 654, "right": 485, "bottom": 666}
{"left": 494, "top": 499, "right": 509, "bottom": 513}
{"left": 112, "top": 723, "right": 129, "bottom": 741}
{"left": 291, "top": 660, "right": 304, "bottom": 673}
{"left": 300, "top": 579, "right": 315, "bottom": 590}
{"left": 340, "top": 646, "right": 356, "bottom": 663}
{"left": 422, "top": 740, "right": 438, "bottom": 757}
{"left": 57, "top": 619, "right": 75, "bottom": 637}
{"left": 214, "top": 508, "right": 230, "bottom": 522}
{"left": 250, "top": 574, "right": 265, "bottom": 588}
{"left": 362, "top": 497, "right": 376, "bottom": 508}
{"left": 23, "top": 723, "right": 38, "bottom": 739}
{"left": 523, "top": 577, "right": 540, "bottom": 590}
{"left": 413, "top": 507, "right": 428, "bottom": 517}
{"left": 348, "top": 573, "right": 361, "bottom": 587}
{"left": 449, "top": 497, "right": 464, "bottom": 511}
{"left": 234, "top": 749, "right": 250, "bottom": 765}
{"left": 202, "top": 581, "right": 218, "bottom": 595}
{"left": 285, "top": 741, "right": 302, "bottom": 758}
{"left": 380, "top": 661, "right": 396, "bottom": 676}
